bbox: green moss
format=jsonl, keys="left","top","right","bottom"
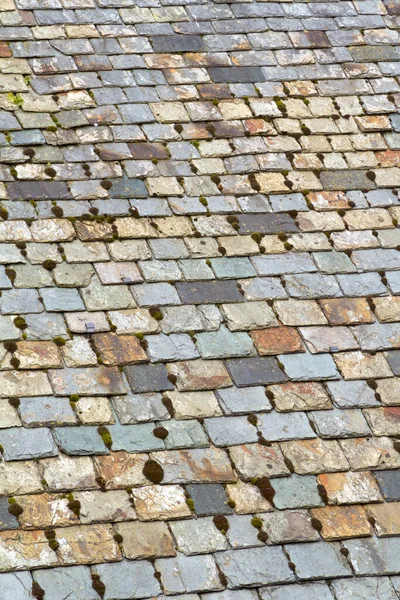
{"left": 43, "top": 259, "right": 57, "bottom": 271}
{"left": 251, "top": 232, "right": 262, "bottom": 244}
{"left": 199, "top": 196, "right": 208, "bottom": 207}
{"left": 153, "top": 426, "right": 169, "bottom": 440}
{"left": 48, "top": 539, "right": 59, "bottom": 551}
{"left": 7, "top": 92, "right": 24, "bottom": 107}
{"left": 0, "top": 206, "right": 8, "bottom": 221}
{"left": 10, "top": 356, "right": 20, "bottom": 369}
{"left": 161, "top": 395, "right": 175, "bottom": 417}
{"left": 91, "top": 574, "right": 106, "bottom": 599}
{"left": 67, "top": 497, "right": 81, "bottom": 517}
{"left": 45, "top": 529, "right": 59, "bottom": 552}
{"left": 311, "top": 517, "right": 323, "bottom": 532}
{"left": 253, "top": 476, "right": 276, "bottom": 504}
{"left": 274, "top": 97, "right": 286, "bottom": 112}
{"left": 251, "top": 517, "right": 263, "bottom": 530}
{"left": 186, "top": 497, "right": 195, "bottom": 511}
{"left": 8, "top": 397, "right": 20, "bottom": 409}
{"left": 97, "top": 426, "right": 113, "bottom": 449}
{"left": 149, "top": 307, "right": 163, "bottom": 321}
{"left": 5, "top": 267, "right": 16, "bottom": 283}
{"left": 8, "top": 497, "right": 24, "bottom": 517}
{"left": 3, "top": 340, "right": 17, "bottom": 353}
{"left": 14, "top": 317, "right": 27, "bottom": 332}
{"left": 44, "top": 166, "right": 57, "bottom": 178}
{"left": 31, "top": 581, "right": 45, "bottom": 600}
{"left": 247, "top": 414, "right": 258, "bottom": 426}
{"left": 142, "top": 459, "right": 164, "bottom": 484}
{"left": 213, "top": 515, "right": 229, "bottom": 534}
{"left": 51, "top": 205, "right": 64, "bottom": 218}
{"left": 53, "top": 336, "right": 66, "bottom": 347}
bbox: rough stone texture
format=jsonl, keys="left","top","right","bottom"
{"left": 0, "top": 0, "right": 400, "bottom": 595}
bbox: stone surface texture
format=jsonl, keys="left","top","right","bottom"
{"left": 0, "top": 0, "right": 400, "bottom": 597}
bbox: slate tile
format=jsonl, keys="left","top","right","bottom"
{"left": 237, "top": 213, "right": 298, "bottom": 234}
{"left": 34, "top": 566, "right": 96, "bottom": 600}
{"left": 155, "top": 554, "right": 221, "bottom": 594}
{"left": 285, "top": 541, "right": 352, "bottom": 580}
{"left": 0, "top": 427, "right": 57, "bottom": 461}
{"left": 331, "top": 577, "right": 398, "bottom": 600}
{"left": 344, "top": 537, "right": 400, "bottom": 575}
{"left": 215, "top": 547, "right": 295, "bottom": 587}
{"left": 374, "top": 469, "right": 400, "bottom": 501}
{"left": 319, "top": 170, "right": 376, "bottom": 191}
{"left": 0, "top": 573, "right": 33, "bottom": 599}
{"left": 226, "top": 356, "right": 287, "bottom": 386}
{"left": 176, "top": 280, "right": 243, "bottom": 304}
{"left": 125, "top": 362, "right": 174, "bottom": 393}
{"left": 94, "top": 560, "right": 161, "bottom": 599}
{"left": 7, "top": 181, "right": 71, "bottom": 200}
{"left": 209, "top": 67, "right": 265, "bottom": 83}
{"left": 49, "top": 366, "right": 127, "bottom": 396}
{"left": 257, "top": 411, "right": 316, "bottom": 441}
{"left": 216, "top": 386, "right": 272, "bottom": 414}
{"left": 186, "top": 483, "right": 233, "bottom": 516}
{"left": 0, "top": 497, "right": 19, "bottom": 531}
{"left": 260, "top": 583, "right": 335, "bottom": 600}
{"left": 109, "top": 176, "right": 148, "bottom": 198}
{"left": 280, "top": 353, "right": 340, "bottom": 381}
{"left": 53, "top": 426, "right": 109, "bottom": 456}
{"left": 151, "top": 35, "right": 205, "bottom": 53}
{"left": 108, "top": 422, "right": 164, "bottom": 453}
{"left": 272, "top": 475, "right": 323, "bottom": 510}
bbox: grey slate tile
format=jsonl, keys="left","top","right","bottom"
{"left": 176, "top": 280, "right": 243, "bottom": 304}
{"left": 0, "top": 427, "right": 57, "bottom": 461}
{"left": 344, "top": 537, "right": 400, "bottom": 575}
{"left": 0, "top": 572, "right": 33, "bottom": 599}
{"left": 125, "top": 363, "right": 174, "bottom": 393}
{"left": 272, "top": 475, "right": 323, "bottom": 510}
{"left": 209, "top": 67, "right": 265, "bottom": 83}
{"left": 216, "top": 386, "right": 272, "bottom": 414}
{"left": 53, "top": 426, "right": 109, "bottom": 456}
{"left": 151, "top": 35, "right": 205, "bottom": 53}
{"left": 0, "top": 497, "right": 19, "bottom": 531}
{"left": 285, "top": 541, "right": 352, "bottom": 580}
{"left": 260, "top": 582, "right": 335, "bottom": 600}
{"left": 186, "top": 484, "right": 233, "bottom": 516}
{"left": 7, "top": 181, "right": 71, "bottom": 200}
{"left": 227, "top": 356, "right": 287, "bottom": 386}
{"left": 95, "top": 560, "right": 161, "bottom": 599}
{"left": 331, "top": 577, "right": 398, "bottom": 600}
{"left": 215, "top": 547, "right": 295, "bottom": 587}
{"left": 374, "top": 469, "right": 400, "bottom": 501}
{"left": 34, "top": 566, "right": 97, "bottom": 600}
{"left": 279, "top": 353, "right": 340, "bottom": 381}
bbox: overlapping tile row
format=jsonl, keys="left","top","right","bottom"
{"left": 1, "top": 0, "right": 400, "bottom": 597}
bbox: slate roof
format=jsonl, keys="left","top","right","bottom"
{"left": 1, "top": 0, "right": 400, "bottom": 598}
